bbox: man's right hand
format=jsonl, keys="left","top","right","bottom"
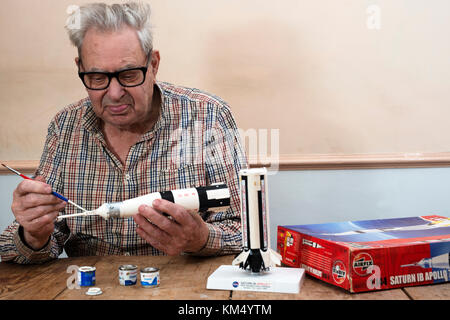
{"left": 11, "top": 176, "right": 67, "bottom": 250}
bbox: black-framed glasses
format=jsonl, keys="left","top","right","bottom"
{"left": 78, "top": 56, "right": 150, "bottom": 90}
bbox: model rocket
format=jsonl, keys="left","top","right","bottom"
{"left": 232, "top": 168, "right": 281, "bottom": 273}
{"left": 58, "top": 183, "right": 230, "bottom": 220}
{"left": 401, "top": 252, "right": 450, "bottom": 269}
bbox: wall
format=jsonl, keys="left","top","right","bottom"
{"left": 1, "top": 0, "right": 450, "bottom": 161}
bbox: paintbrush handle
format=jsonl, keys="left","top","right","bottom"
{"left": 51, "top": 191, "right": 68, "bottom": 202}
{"left": 2, "top": 163, "right": 86, "bottom": 212}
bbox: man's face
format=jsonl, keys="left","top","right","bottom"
{"left": 77, "top": 25, "right": 160, "bottom": 132}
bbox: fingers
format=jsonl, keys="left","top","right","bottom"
{"left": 12, "top": 189, "right": 66, "bottom": 222}
{"left": 133, "top": 202, "right": 186, "bottom": 255}
{"left": 133, "top": 200, "right": 209, "bottom": 255}
{"left": 151, "top": 199, "right": 191, "bottom": 225}
{"left": 21, "top": 201, "right": 67, "bottom": 222}
{"left": 14, "top": 202, "right": 64, "bottom": 231}
{"left": 28, "top": 210, "right": 60, "bottom": 228}
{"left": 135, "top": 220, "right": 171, "bottom": 253}
{"left": 17, "top": 205, "right": 60, "bottom": 250}
{"left": 22, "top": 193, "right": 65, "bottom": 209}
{"left": 13, "top": 177, "right": 65, "bottom": 210}
{"left": 11, "top": 177, "right": 66, "bottom": 245}
{"left": 14, "top": 178, "right": 52, "bottom": 197}
{"left": 134, "top": 204, "right": 182, "bottom": 240}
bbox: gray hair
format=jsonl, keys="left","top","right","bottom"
{"left": 65, "top": 2, "right": 153, "bottom": 57}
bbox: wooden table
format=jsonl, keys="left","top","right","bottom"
{"left": 0, "top": 255, "right": 448, "bottom": 300}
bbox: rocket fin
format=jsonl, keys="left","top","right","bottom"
{"left": 232, "top": 251, "right": 250, "bottom": 266}
{"left": 261, "top": 250, "right": 271, "bottom": 269}
{"left": 269, "top": 249, "right": 282, "bottom": 266}
{"left": 260, "top": 249, "right": 282, "bottom": 268}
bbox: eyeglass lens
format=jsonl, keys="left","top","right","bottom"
{"left": 83, "top": 69, "right": 145, "bottom": 90}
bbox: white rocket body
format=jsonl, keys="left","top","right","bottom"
{"left": 402, "top": 253, "right": 450, "bottom": 269}
{"left": 232, "top": 168, "right": 281, "bottom": 273}
{"left": 92, "top": 183, "right": 230, "bottom": 219}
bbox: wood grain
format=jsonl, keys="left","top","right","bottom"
{"left": 402, "top": 282, "right": 450, "bottom": 300}
{"left": 0, "top": 256, "right": 100, "bottom": 300}
{"left": 1, "top": 255, "right": 448, "bottom": 300}
{"left": 54, "top": 255, "right": 232, "bottom": 300}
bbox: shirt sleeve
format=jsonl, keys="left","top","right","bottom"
{"left": 0, "top": 119, "right": 70, "bottom": 264}
{"left": 189, "top": 103, "right": 248, "bottom": 256}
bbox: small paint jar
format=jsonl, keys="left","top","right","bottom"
{"left": 78, "top": 266, "right": 96, "bottom": 287}
{"left": 140, "top": 267, "right": 160, "bottom": 288}
{"left": 118, "top": 264, "right": 138, "bottom": 286}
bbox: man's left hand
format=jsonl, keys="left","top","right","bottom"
{"left": 133, "top": 199, "right": 209, "bottom": 255}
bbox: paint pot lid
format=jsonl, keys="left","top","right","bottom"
{"left": 119, "top": 264, "right": 138, "bottom": 270}
{"left": 86, "top": 287, "right": 102, "bottom": 296}
{"left": 141, "top": 267, "right": 159, "bottom": 273}
{"left": 79, "top": 266, "right": 96, "bottom": 272}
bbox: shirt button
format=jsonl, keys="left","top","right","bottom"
{"left": 125, "top": 173, "right": 131, "bottom": 180}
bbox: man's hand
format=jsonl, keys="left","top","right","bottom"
{"left": 133, "top": 199, "right": 210, "bottom": 255}
{"left": 11, "top": 176, "right": 67, "bottom": 250}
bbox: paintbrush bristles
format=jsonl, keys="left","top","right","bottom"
{"left": 67, "top": 200, "right": 88, "bottom": 212}
{"left": 1, "top": 163, "right": 22, "bottom": 176}
{"left": 57, "top": 211, "right": 97, "bottom": 220}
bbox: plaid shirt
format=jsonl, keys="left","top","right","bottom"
{"left": 0, "top": 81, "right": 247, "bottom": 264}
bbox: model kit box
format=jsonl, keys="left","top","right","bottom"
{"left": 277, "top": 215, "right": 450, "bottom": 293}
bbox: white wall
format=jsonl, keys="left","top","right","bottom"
{"left": 2, "top": 0, "right": 450, "bottom": 159}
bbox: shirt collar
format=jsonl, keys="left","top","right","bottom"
{"left": 82, "top": 100, "right": 101, "bottom": 136}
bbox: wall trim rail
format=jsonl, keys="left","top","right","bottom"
{"left": 0, "top": 160, "right": 41, "bottom": 175}
{"left": 2, "top": 152, "right": 450, "bottom": 175}
{"left": 252, "top": 152, "right": 450, "bottom": 170}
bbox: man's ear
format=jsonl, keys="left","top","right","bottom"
{"left": 150, "top": 50, "right": 160, "bottom": 76}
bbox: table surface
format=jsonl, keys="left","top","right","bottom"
{"left": 0, "top": 255, "right": 448, "bottom": 300}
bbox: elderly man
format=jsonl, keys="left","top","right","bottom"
{"left": 0, "top": 2, "right": 246, "bottom": 264}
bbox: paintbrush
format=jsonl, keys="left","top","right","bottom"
{"left": 57, "top": 211, "right": 98, "bottom": 219}
{"left": 1, "top": 163, "right": 87, "bottom": 213}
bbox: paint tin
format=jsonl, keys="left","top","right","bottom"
{"left": 118, "top": 265, "right": 138, "bottom": 286}
{"left": 78, "top": 266, "right": 96, "bottom": 287}
{"left": 140, "top": 267, "right": 160, "bottom": 288}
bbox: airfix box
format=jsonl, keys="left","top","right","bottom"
{"left": 277, "top": 215, "right": 450, "bottom": 293}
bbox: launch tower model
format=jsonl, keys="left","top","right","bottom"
{"left": 232, "top": 168, "right": 281, "bottom": 273}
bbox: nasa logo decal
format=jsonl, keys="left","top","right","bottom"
{"left": 332, "top": 260, "right": 346, "bottom": 284}
{"left": 232, "top": 281, "right": 239, "bottom": 288}
{"left": 352, "top": 252, "right": 374, "bottom": 276}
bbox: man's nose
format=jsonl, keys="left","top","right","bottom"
{"left": 107, "top": 77, "right": 126, "bottom": 100}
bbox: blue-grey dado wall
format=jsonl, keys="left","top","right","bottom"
{"left": 1, "top": 167, "right": 450, "bottom": 260}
